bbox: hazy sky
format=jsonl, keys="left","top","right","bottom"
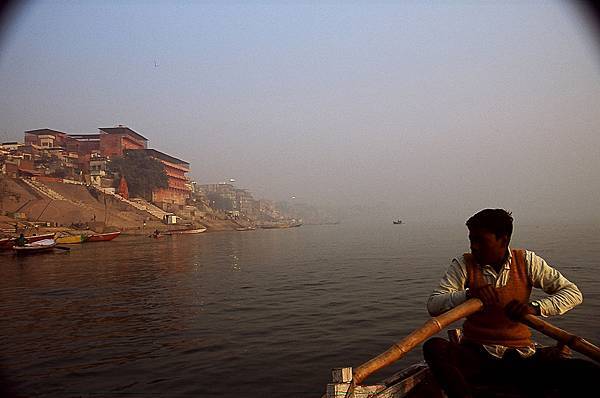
{"left": 1, "top": 1, "right": 599, "bottom": 223}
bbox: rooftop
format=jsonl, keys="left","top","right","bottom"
{"left": 25, "top": 128, "right": 68, "bottom": 136}
{"left": 69, "top": 134, "right": 101, "bottom": 141}
{"left": 141, "top": 148, "right": 189, "bottom": 167}
{"left": 99, "top": 126, "right": 148, "bottom": 142}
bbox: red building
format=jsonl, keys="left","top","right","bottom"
{"left": 24, "top": 129, "right": 69, "bottom": 148}
{"left": 20, "top": 126, "right": 192, "bottom": 206}
{"left": 99, "top": 126, "right": 148, "bottom": 157}
{"left": 66, "top": 134, "right": 101, "bottom": 155}
{"left": 25, "top": 126, "right": 148, "bottom": 159}
{"left": 138, "top": 149, "right": 191, "bottom": 206}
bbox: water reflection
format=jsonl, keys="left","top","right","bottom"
{"left": 1, "top": 224, "right": 599, "bottom": 397}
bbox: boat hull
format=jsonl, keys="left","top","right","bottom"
{"left": 56, "top": 235, "right": 86, "bottom": 244}
{"left": 235, "top": 227, "right": 256, "bottom": 231}
{"left": 86, "top": 231, "right": 121, "bottom": 242}
{"left": 1, "top": 233, "right": 55, "bottom": 250}
{"left": 163, "top": 228, "right": 207, "bottom": 235}
{"left": 323, "top": 362, "right": 444, "bottom": 398}
{"left": 13, "top": 239, "right": 57, "bottom": 254}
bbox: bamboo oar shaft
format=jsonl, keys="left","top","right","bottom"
{"left": 521, "top": 314, "right": 600, "bottom": 363}
{"left": 350, "top": 299, "right": 600, "bottom": 387}
{"left": 352, "top": 298, "right": 484, "bottom": 384}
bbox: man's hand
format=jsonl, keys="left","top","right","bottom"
{"left": 467, "top": 284, "right": 500, "bottom": 307}
{"left": 505, "top": 299, "right": 537, "bottom": 320}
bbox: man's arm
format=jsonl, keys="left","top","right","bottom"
{"left": 427, "top": 258, "right": 468, "bottom": 316}
{"left": 527, "top": 250, "right": 583, "bottom": 317}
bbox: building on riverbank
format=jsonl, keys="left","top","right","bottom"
{"left": 135, "top": 149, "right": 191, "bottom": 207}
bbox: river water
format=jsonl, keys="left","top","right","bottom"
{"left": 1, "top": 222, "right": 599, "bottom": 397}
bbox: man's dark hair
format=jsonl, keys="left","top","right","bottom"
{"left": 466, "top": 209, "right": 513, "bottom": 239}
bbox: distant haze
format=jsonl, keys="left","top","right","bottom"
{"left": 1, "top": 1, "right": 598, "bottom": 224}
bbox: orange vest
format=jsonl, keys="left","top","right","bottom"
{"left": 462, "top": 249, "right": 533, "bottom": 347}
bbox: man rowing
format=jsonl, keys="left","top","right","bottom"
{"left": 423, "top": 208, "right": 599, "bottom": 397}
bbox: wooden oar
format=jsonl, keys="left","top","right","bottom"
{"left": 521, "top": 313, "right": 600, "bottom": 363}
{"left": 352, "top": 298, "right": 484, "bottom": 385}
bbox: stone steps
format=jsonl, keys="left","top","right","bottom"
{"left": 22, "top": 178, "right": 65, "bottom": 201}
{"left": 129, "top": 198, "right": 170, "bottom": 219}
{"left": 90, "top": 187, "right": 165, "bottom": 220}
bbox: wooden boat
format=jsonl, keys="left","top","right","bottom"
{"left": 323, "top": 298, "right": 600, "bottom": 398}
{"left": 0, "top": 238, "right": 14, "bottom": 250}
{"left": 86, "top": 231, "right": 121, "bottom": 242}
{"left": 258, "top": 224, "right": 287, "bottom": 229}
{"left": 236, "top": 226, "right": 256, "bottom": 231}
{"left": 162, "top": 227, "right": 207, "bottom": 235}
{"left": 323, "top": 362, "right": 443, "bottom": 398}
{"left": 55, "top": 234, "right": 86, "bottom": 244}
{"left": 393, "top": 219, "right": 403, "bottom": 224}
{"left": 259, "top": 221, "right": 302, "bottom": 229}
{"left": 12, "top": 238, "right": 56, "bottom": 254}
{"left": 25, "top": 233, "right": 56, "bottom": 243}
{"left": 0, "top": 233, "right": 56, "bottom": 250}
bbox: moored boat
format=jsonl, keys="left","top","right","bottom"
{"left": 258, "top": 224, "right": 287, "bottom": 229}
{"left": 86, "top": 231, "right": 121, "bottom": 242}
{"left": 1, "top": 233, "right": 56, "bottom": 250}
{"left": 55, "top": 234, "right": 86, "bottom": 244}
{"left": 0, "top": 238, "right": 14, "bottom": 250}
{"left": 235, "top": 226, "right": 256, "bottom": 231}
{"left": 162, "top": 227, "right": 207, "bottom": 235}
{"left": 12, "top": 238, "right": 56, "bottom": 254}
{"left": 25, "top": 233, "right": 56, "bottom": 243}
{"left": 258, "top": 220, "right": 302, "bottom": 229}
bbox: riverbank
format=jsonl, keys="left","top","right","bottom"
{"left": 0, "top": 176, "right": 244, "bottom": 237}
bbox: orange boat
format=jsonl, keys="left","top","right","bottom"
{"left": 85, "top": 231, "right": 121, "bottom": 242}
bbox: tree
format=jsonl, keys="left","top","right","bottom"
{"left": 108, "top": 150, "right": 168, "bottom": 201}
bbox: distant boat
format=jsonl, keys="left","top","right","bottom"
{"left": 86, "top": 231, "right": 121, "bottom": 242}
{"left": 258, "top": 221, "right": 302, "bottom": 229}
{"left": 393, "top": 219, "right": 403, "bottom": 225}
{"left": 258, "top": 224, "right": 287, "bottom": 229}
{"left": 236, "top": 226, "right": 256, "bottom": 231}
{"left": 162, "top": 227, "right": 207, "bottom": 235}
{"left": 12, "top": 238, "right": 56, "bottom": 254}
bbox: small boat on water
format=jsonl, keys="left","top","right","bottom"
{"left": 0, "top": 233, "right": 56, "bottom": 250}
{"left": 236, "top": 226, "right": 256, "bottom": 231}
{"left": 393, "top": 219, "right": 403, "bottom": 224}
{"left": 86, "top": 231, "right": 121, "bottom": 242}
{"left": 258, "top": 224, "right": 287, "bottom": 229}
{"left": 162, "top": 227, "right": 207, "bottom": 235}
{"left": 258, "top": 221, "right": 302, "bottom": 229}
{"left": 12, "top": 238, "right": 57, "bottom": 254}
{"left": 55, "top": 234, "right": 86, "bottom": 244}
